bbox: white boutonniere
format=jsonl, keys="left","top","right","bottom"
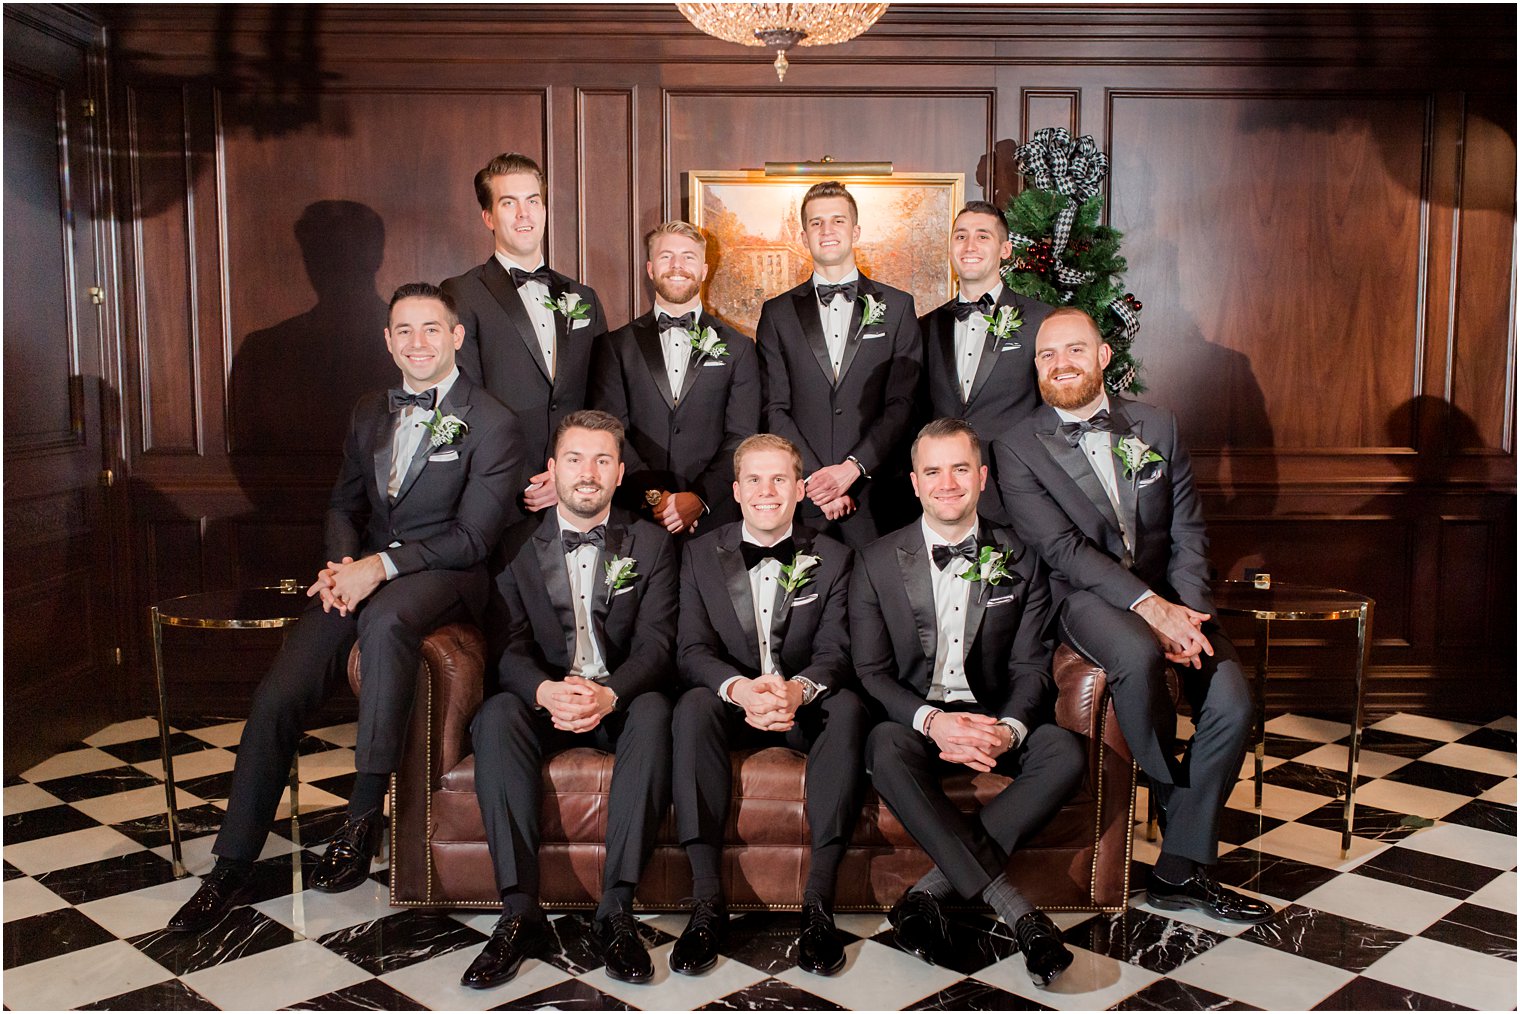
{"left": 541, "top": 291, "right": 591, "bottom": 322}
{"left": 424, "top": 410, "right": 468, "bottom": 448}
{"left": 778, "top": 552, "right": 820, "bottom": 593}
{"left": 984, "top": 304, "right": 1023, "bottom": 347}
{"left": 956, "top": 545, "right": 1015, "bottom": 588}
{"left": 858, "top": 293, "right": 887, "bottom": 328}
{"left": 1113, "top": 434, "right": 1164, "bottom": 481}
{"left": 689, "top": 325, "right": 728, "bottom": 363}
{"left": 604, "top": 555, "right": 639, "bottom": 602}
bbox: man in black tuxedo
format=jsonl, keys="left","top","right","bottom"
{"left": 669, "top": 434, "right": 864, "bottom": 977}
{"left": 852, "top": 418, "right": 1084, "bottom": 987}
{"left": 442, "top": 152, "right": 607, "bottom": 513}
{"left": 461, "top": 410, "right": 678, "bottom": 990}
{"left": 755, "top": 180, "right": 922, "bottom": 548}
{"left": 589, "top": 220, "right": 760, "bottom": 533}
{"left": 920, "top": 201, "right": 1054, "bottom": 525}
{"left": 994, "top": 308, "right": 1270, "bottom": 924}
{"left": 168, "top": 283, "right": 522, "bottom": 932}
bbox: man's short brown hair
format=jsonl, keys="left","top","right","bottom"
{"left": 800, "top": 180, "right": 859, "bottom": 225}
{"left": 474, "top": 152, "right": 545, "bottom": 210}
{"left": 954, "top": 200, "right": 1010, "bottom": 241}
{"left": 911, "top": 417, "right": 982, "bottom": 468}
{"left": 1038, "top": 306, "right": 1104, "bottom": 342}
{"left": 552, "top": 409, "right": 624, "bottom": 459}
{"left": 644, "top": 220, "right": 707, "bottom": 260}
{"left": 733, "top": 433, "right": 804, "bottom": 481}
{"left": 388, "top": 282, "right": 459, "bottom": 329}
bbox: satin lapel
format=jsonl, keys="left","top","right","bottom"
{"left": 633, "top": 316, "right": 676, "bottom": 410}
{"left": 674, "top": 322, "right": 706, "bottom": 405}
{"left": 896, "top": 536, "right": 937, "bottom": 672}
{"left": 590, "top": 520, "right": 629, "bottom": 655}
{"left": 1036, "top": 426, "right": 1122, "bottom": 535}
{"left": 967, "top": 290, "right": 1017, "bottom": 405}
{"left": 792, "top": 288, "right": 836, "bottom": 386}
{"left": 532, "top": 514, "right": 578, "bottom": 663}
{"left": 547, "top": 279, "right": 573, "bottom": 386}
{"left": 930, "top": 307, "right": 962, "bottom": 407}
{"left": 481, "top": 258, "right": 551, "bottom": 383}
{"left": 1108, "top": 402, "right": 1141, "bottom": 547}
{"left": 962, "top": 527, "right": 1021, "bottom": 648}
{"left": 767, "top": 528, "right": 812, "bottom": 669}
{"left": 373, "top": 405, "right": 393, "bottom": 505}
{"left": 392, "top": 386, "right": 473, "bottom": 506}
{"left": 715, "top": 534, "right": 762, "bottom": 670}
{"left": 834, "top": 279, "right": 871, "bottom": 385}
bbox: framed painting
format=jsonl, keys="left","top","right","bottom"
{"left": 688, "top": 170, "right": 965, "bottom": 336}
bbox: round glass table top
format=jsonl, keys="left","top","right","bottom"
{"left": 1212, "top": 581, "right": 1372, "bottom": 621}
{"left": 152, "top": 586, "right": 309, "bottom": 628}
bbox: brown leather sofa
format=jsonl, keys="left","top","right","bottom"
{"left": 351, "top": 626, "right": 1140, "bottom": 913}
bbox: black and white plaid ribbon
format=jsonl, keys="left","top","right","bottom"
{"left": 1015, "top": 127, "right": 1110, "bottom": 285}
{"left": 1109, "top": 294, "right": 1141, "bottom": 340}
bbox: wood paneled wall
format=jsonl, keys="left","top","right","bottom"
{"left": 94, "top": 4, "right": 1515, "bottom": 718}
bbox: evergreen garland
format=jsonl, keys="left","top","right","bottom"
{"left": 1001, "top": 128, "right": 1146, "bottom": 393}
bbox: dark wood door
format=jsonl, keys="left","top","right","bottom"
{"left": 3, "top": 8, "right": 124, "bottom": 776}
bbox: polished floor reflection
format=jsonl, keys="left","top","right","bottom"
{"left": 4, "top": 712, "right": 1515, "bottom": 1010}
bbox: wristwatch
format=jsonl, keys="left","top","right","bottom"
{"left": 791, "top": 675, "right": 825, "bottom": 705}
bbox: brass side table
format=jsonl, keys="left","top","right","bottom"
{"left": 150, "top": 584, "right": 306, "bottom": 877}
{"left": 1214, "top": 581, "right": 1375, "bottom": 856}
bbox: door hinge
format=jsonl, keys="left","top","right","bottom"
{"left": 99, "top": 468, "right": 114, "bottom": 487}
{"left": 112, "top": 647, "right": 123, "bottom": 665}
{"left": 82, "top": 99, "right": 96, "bottom": 118}
{"left": 88, "top": 286, "right": 105, "bottom": 305}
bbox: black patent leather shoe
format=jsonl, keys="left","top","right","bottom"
{"left": 310, "top": 810, "right": 386, "bottom": 894}
{"left": 670, "top": 897, "right": 727, "bottom": 976}
{"left": 1147, "top": 867, "right": 1274, "bottom": 924}
{"left": 797, "top": 896, "right": 846, "bottom": 975}
{"left": 887, "top": 889, "right": 947, "bottom": 965}
{"left": 460, "top": 913, "right": 547, "bottom": 989}
{"left": 597, "top": 911, "right": 653, "bottom": 983}
{"left": 166, "top": 861, "right": 254, "bottom": 933}
{"left": 1012, "top": 910, "right": 1074, "bottom": 987}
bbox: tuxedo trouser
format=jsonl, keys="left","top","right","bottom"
{"left": 866, "top": 716, "right": 1086, "bottom": 900}
{"left": 471, "top": 689, "right": 673, "bottom": 900}
{"left": 672, "top": 686, "right": 867, "bottom": 856}
{"left": 1058, "top": 590, "right": 1252, "bottom": 865}
{"left": 214, "top": 569, "right": 477, "bottom": 862}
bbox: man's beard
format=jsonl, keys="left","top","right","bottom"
{"left": 559, "top": 481, "right": 610, "bottom": 519}
{"left": 1039, "top": 366, "right": 1106, "bottom": 411}
{"left": 654, "top": 272, "right": 701, "bottom": 306}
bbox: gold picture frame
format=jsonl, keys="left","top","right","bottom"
{"left": 688, "top": 170, "right": 966, "bottom": 336}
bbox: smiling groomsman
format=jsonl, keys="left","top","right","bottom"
{"left": 443, "top": 152, "right": 607, "bottom": 512}
{"left": 590, "top": 221, "right": 759, "bottom": 533}
{"left": 920, "top": 201, "right": 1054, "bottom": 525}
{"left": 852, "top": 418, "right": 1084, "bottom": 987}
{"left": 668, "top": 434, "right": 864, "bottom": 977}
{"left": 755, "top": 180, "right": 923, "bottom": 548}
{"left": 461, "top": 410, "right": 678, "bottom": 990}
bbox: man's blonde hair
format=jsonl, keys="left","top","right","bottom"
{"left": 644, "top": 220, "right": 707, "bottom": 260}
{"left": 733, "top": 433, "right": 804, "bottom": 481}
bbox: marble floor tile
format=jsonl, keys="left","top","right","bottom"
{"left": 4, "top": 823, "right": 144, "bottom": 876}
{"left": 316, "top": 907, "right": 488, "bottom": 975}
{"left": 1296, "top": 872, "right": 1460, "bottom": 934}
{"left": 701, "top": 976, "right": 845, "bottom": 1011}
{"left": 1460, "top": 725, "right": 1518, "bottom": 752}
{"left": 1465, "top": 869, "right": 1518, "bottom": 914}
{"left": 84, "top": 717, "right": 168, "bottom": 747}
{"left": 832, "top": 911, "right": 891, "bottom": 939}
{"left": 773, "top": 937, "right": 960, "bottom": 1010}
{"left": 1419, "top": 901, "right": 1517, "bottom": 960}
{"left": 1488, "top": 716, "right": 1517, "bottom": 732}
{"left": 4, "top": 801, "right": 102, "bottom": 844}
{"left": 21, "top": 747, "right": 132, "bottom": 783}
{"left": 1384, "top": 759, "right": 1507, "bottom": 797}
{"left": 1356, "top": 727, "right": 1449, "bottom": 759}
{"left": 3, "top": 905, "right": 118, "bottom": 968}
{"left": 1255, "top": 731, "right": 1323, "bottom": 761}
{"left": 3, "top": 873, "right": 70, "bottom": 922}
{"left": 252, "top": 877, "right": 399, "bottom": 937}
{"left": 1362, "top": 934, "right": 1517, "bottom": 1010}
{"left": 1244, "top": 820, "right": 1384, "bottom": 871}
{"left": 902, "top": 976, "right": 1038, "bottom": 1011}
{"left": 287, "top": 976, "right": 427, "bottom": 1010}
{"left": 1355, "top": 844, "right": 1505, "bottom": 900}
{"left": 1353, "top": 776, "right": 1471, "bottom": 820}
{"left": 1127, "top": 890, "right": 1272, "bottom": 940}
{"left": 1062, "top": 908, "right": 1228, "bottom": 975}
{"left": 381, "top": 945, "right": 572, "bottom": 1010}
{"left": 111, "top": 802, "right": 228, "bottom": 850}
{"left": 1223, "top": 779, "right": 1332, "bottom": 822}
{"left": 1264, "top": 714, "right": 1349, "bottom": 743}
{"left": 1235, "top": 753, "right": 1287, "bottom": 780}
{"left": 294, "top": 747, "right": 360, "bottom": 782}
{"left": 3, "top": 780, "right": 64, "bottom": 815}
{"left": 974, "top": 942, "right": 1162, "bottom": 1010}
{"left": 133, "top": 747, "right": 238, "bottom": 783}
{"left": 1370, "top": 714, "right": 1479, "bottom": 743}
{"left": 1260, "top": 761, "right": 1365, "bottom": 798}
{"left": 0, "top": 939, "right": 174, "bottom": 1010}
{"left": 1479, "top": 776, "right": 1516, "bottom": 805}
{"left": 1311, "top": 975, "right": 1468, "bottom": 1010}
{"left": 1297, "top": 799, "right": 1431, "bottom": 842}
{"left": 130, "top": 905, "right": 299, "bottom": 976}
{"left": 81, "top": 978, "right": 220, "bottom": 1010}
{"left": 30, "top": 765, "right": 162, "bottom": 804}
{"left": 183, "top": 720, "right": 246, "bottom": 748}
{"left": 70, "top": 783, "right": 203, "bottom": 825}
{"left": 1393, "top": 820, "right": 1517, "bottom": 870}
{"left": 1168, "top": 935, "right": 1352, "bottom": 1009}
{"left": 1293, "top": 742, "right": 1410, "bottom": 778}
{"left": 1212, "top": 804, "right": 1287, "bottom": 846}
{"left": 75, "top": 874, "right": 207, "bottom": 938}
{"left": 865, "top": 911, "right": 1016, "bottom": 976}
{"left": 147, "top": 826, "right": 297, "bottom": 877}
{"left": 181, "top": 938, "right": 371, "bottom": 1010}
{"left": 1240, "top": 902, "right": 1408, "bottom": 973}
{"left": 1422, "top": 741, "right": 1517, "bottom": 777}
{"left": 307, "top": 721, "right": 360, "bottom": 747}
{"left": 35, "top": 846, "right": 183, "bottom": 907}
{"left": 1433, "top": 798, "right": 1515, "bottom": 840}
{"left": 1107, "top": 976, "right": 1250, "bottom": 1010}
{"left": 99, "top": 731, "right": 215, "bottom": 766}
{"left": 1211, "top": 846, "right": 1341, "bottom": 902}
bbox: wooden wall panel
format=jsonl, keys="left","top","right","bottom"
{"left": 1108, "top": 93, "right": 1428, "bottom": 452}
{"left": 1436, "top": 518, "right": 1495, "bottom": 649}
{"left": 577, "top": 89, "right": 636, "bottom": 325}
{"left": 1023, "top": 89, "right": 1078, "bottom": 139}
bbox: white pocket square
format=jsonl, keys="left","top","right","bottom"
{"left": 572, "top": 318, "right": 591, "bottom": 330}
{"left": 791, "top": 593, "right": 819, "bottom": 607}
{"left": 613, "top": 585, "right": 636, "bottom": 597}
{"left": 860, "top": 331, "right": 886, "bottom": 340}
{"left": 702, "top": 360, "right": 726, "bottom": 367}
{"left": 428, "top": 451, "right": 460, "bottom": 462}
{"left": 998, "top": 342, "right": 1022, "bottom": 352}
{"left": 986, "top": 594, "right": 1017, "bottom": 606}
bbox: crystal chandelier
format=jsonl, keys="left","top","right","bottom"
{"left": 675, "top": 3, "right": 889, "bottom": 82}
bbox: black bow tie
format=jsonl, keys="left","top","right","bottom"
{"left": 1058, "top": 409, "right": 1121, "bottom": 447}
{"left": 561, "top": 525, "right": 606, "bottom": 553}
{"left": 657, "top": 311, "right": 697, "bottom": 334}
{"left": 932, "top": 536, "right": 978, "bottom": 571}
{"left": 815, "top": 281, "right": 858, "bottom": 306}
{"left": 509, "top": 265, "right": 553, "bottom": 288}
{"left": 740, "top": 537, "right": 795, "bottom": 571}
{"left": 388, "top": 387, "right": 438, "bottom": 413}
{"left": 952, "top": 292, "right": 996, "bottom": 321}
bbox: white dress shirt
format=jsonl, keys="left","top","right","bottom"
{"left": 953, "top": 282, "right": 1002, "bottom": 401}
{"left": 497, "top": 253, "right": 557, "bottom": 379}
{"left": 654, "top": 303, "right": 700, "bottom": 404}
{"left": 380, "top": 367, "right": 461, "bottom": 579}
{"left": 558, "top": 509, "right": 611, "bottom": 681}
{"left": 717, "top": 524, "right": 792, "bottom": 703}
{"left": 813, "top": 268, "right": 860, "bottom": 380}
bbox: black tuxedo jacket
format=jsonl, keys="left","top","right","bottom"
{"left": 850, "top": 517, "right": 1054, "bottom": 730}
{"left": 755, "top": 275, "right": 922, "bottom": 494}
{"left": 589, "top": 311, "right": 760, "bottom": 524}
{"left": 992, "top": 397, "right": 1213, "bottom": 618}
{"left": 919, "top": 289, "right": 1053, "bottom": 523}
{"left": 494, "top": 507, "right": 677, "bottom": 707}
{"left": 677, "top": 522, "right": 853, "bottom": 696}
{"left": 325, "top": 373, "right": 522, "bottom": 578}
{"left": 442, "top": 258, "right": 607, "bottom": 482}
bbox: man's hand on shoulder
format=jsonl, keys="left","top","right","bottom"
{"left": 805, "top": 462, "right": 861, "bottom": 506}
{"left": 656, "top": 491, "right": 703, "bottom": 534}
{"left": 524, "top": 469, "right": 558, "bottom": 511}
{"left": 1132, "top": 595, "right": 1213, "bottom": 668}
{"left": 926, "top": 711, "right": 1010, "bottom": 773}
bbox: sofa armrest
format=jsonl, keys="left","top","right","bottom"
{"left": 1052, "top": 643, "right": 1110, "bottom": 751}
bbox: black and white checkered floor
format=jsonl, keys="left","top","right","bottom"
{"left": 4, "top": 712, "right": 1515, "bottom": 1010}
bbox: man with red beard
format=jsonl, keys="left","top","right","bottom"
{"left": 590, "top": 221, "right": 760, "bottom": 532}
{"left": 993, "top": 308, "right": 1271, "bottom": 925}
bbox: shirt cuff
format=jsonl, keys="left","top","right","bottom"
{"left": 718, "top": 675, "right": 744, "bottom": 705}
{"left": 997, "top": 717, "right": 1027, "bottom": 750}
{"left": 1130, "top": 589, "right": 1156, "bottom": 611}
{"left": 379, "top": 552, "right": 398, "bottom": 580}
{"left": 913, "top": 705, "right": 942, "bottom": 736}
